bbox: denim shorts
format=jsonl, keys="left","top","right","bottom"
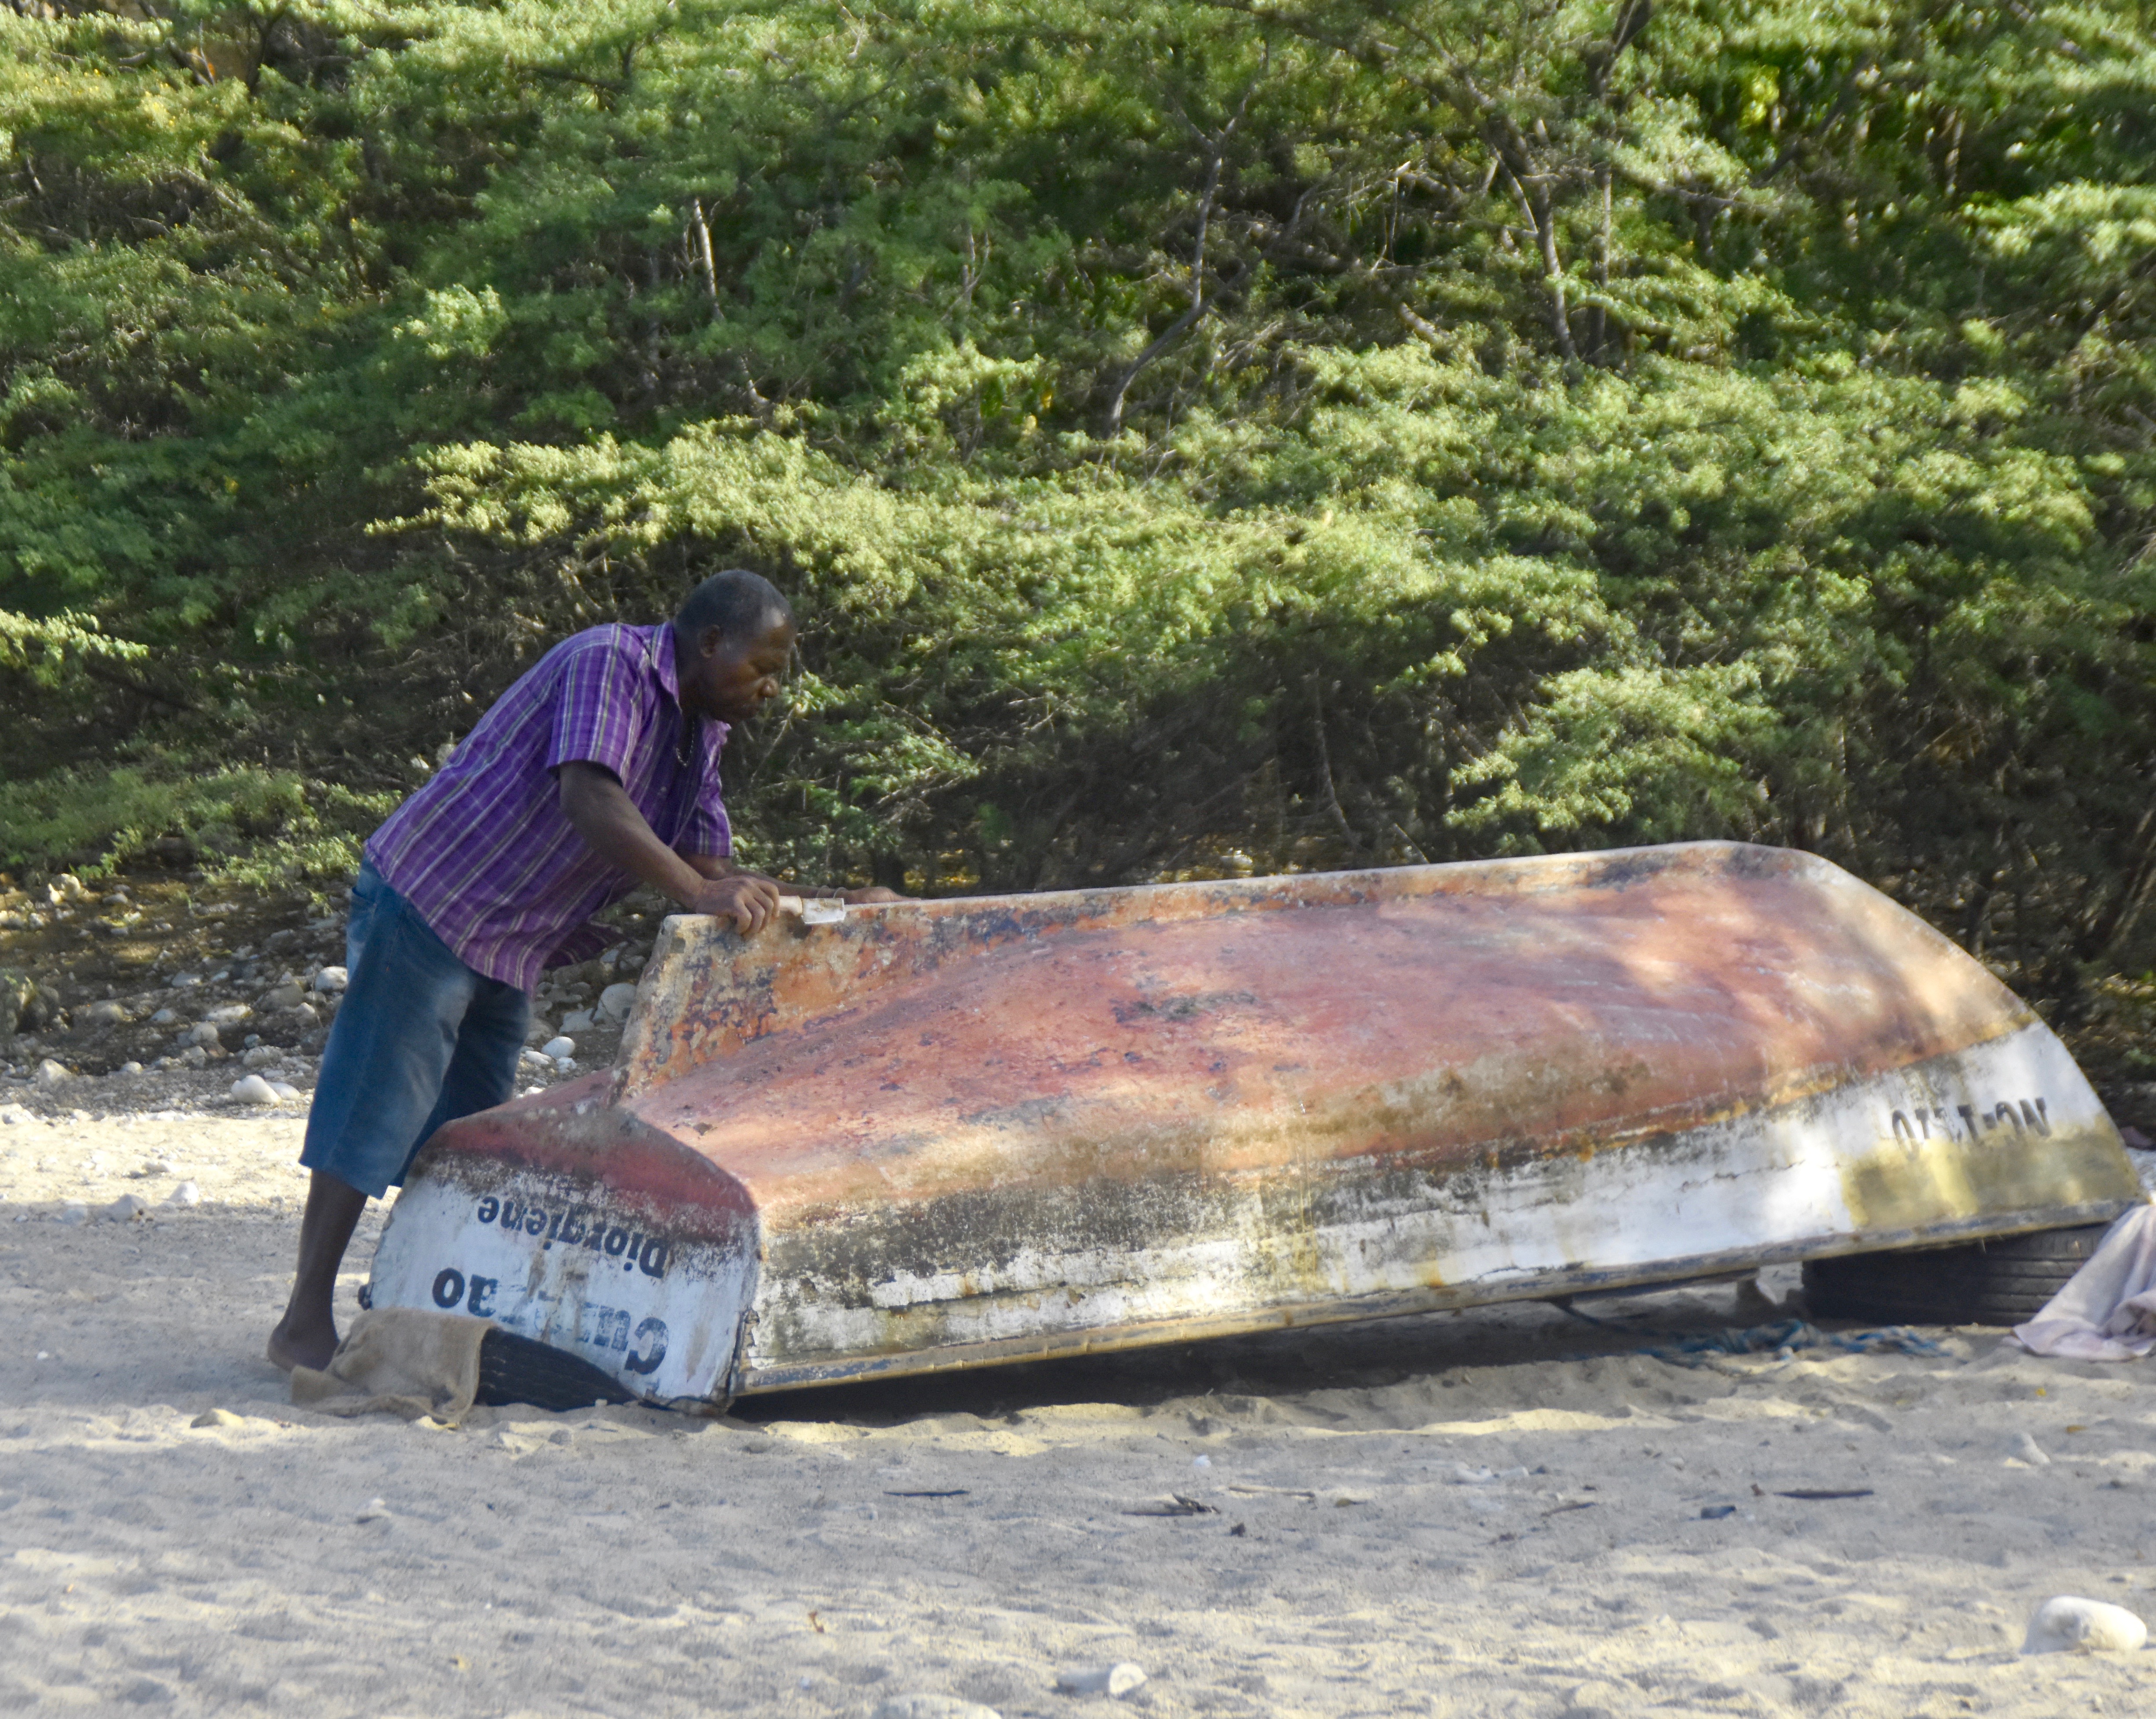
{"left": 300, "top": 863, "right": 531, "bottom": 1200}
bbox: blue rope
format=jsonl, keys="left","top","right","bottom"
{"left": 1555, "top": 1304, "right": 1944, "bottom": 1367}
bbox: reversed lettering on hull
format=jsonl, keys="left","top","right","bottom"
{"left": 472, "top": 1196, "right": 671, "bottom": 1278}
{"left": 1890, "top": 1096, "right": 2051, "bottom": 1142}
{"left": 368, "top": 1175, "right": 755, "bottom": 1407}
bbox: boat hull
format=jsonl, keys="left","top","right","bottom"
{"left": 368, "top": 843, "right": 2139, "bottom": 1408}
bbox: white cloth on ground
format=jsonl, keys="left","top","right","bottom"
{"left": 2011, "top": 1201, "right": 2156, "bottom": 1361}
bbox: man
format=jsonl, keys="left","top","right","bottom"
{"left": 266, "top": 569, "right": 892, "bottom": 1372}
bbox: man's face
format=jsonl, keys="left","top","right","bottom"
{"left": 680, "top": 613, "right": 797, "bottom": 725}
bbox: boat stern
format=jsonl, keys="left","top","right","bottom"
{"left": 366, "top": 1075, "right": 759, "bottom": 1410}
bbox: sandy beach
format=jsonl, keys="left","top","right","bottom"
{"left": 0, "top": 1103, "right": 2150, "bottom": 1717}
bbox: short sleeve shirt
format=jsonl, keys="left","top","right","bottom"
{"left": 364, "top": 624, "right": 730, "bottom": 991}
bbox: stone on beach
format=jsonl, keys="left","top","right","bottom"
{"left": 596, "top": 982, "right": 638, "bottom": 1022}
{"left": 191, "top": 1409, "right": 246, "bottom": 1429}
{"left": 540, "top": 1036, "right": 576, "bottom": 1060}
{"left": 355, "top": 1497, "right": 392, "bottom": 1523}
{"left": 2013, "top": 1432, "right": 2051, "bottom": 1466}
{"left": 312, "top": 966, "right": 349, "bottom": 994}
{"left": 2021, "top": 1595, "right": 2148, "bottom": 1653}
{"left": 230, "top": 1074, "right": 280, "bottom": 1106}
{"left": 32, "top": 1058, "right": 73, "bottom": 1090}
{"left": 98, "top": 1193, "right": 150, "bottom": 1223}
{"left": 1054, "top": 1663, "right": 1146, "bottom": 1697}
{"left": 872, "top": 1699, "right": 1002, "bottom": 1719}
{"left": 165, "top": 1182, "right": 201, "bottom": 1207}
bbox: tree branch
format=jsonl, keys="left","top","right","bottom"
{"left": 1584, "top": 0, "right": 1653, "bottom": 102}
{"left": 1099, "top": 82, "right": 1257, "bottom": 438}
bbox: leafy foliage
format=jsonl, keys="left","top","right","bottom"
{"left": 3, "top": 0, "right": 2153, "bottom": 1014}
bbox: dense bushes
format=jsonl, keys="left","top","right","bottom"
{"left": 3, "top": 0, "right": 2153, "bottom": 1021}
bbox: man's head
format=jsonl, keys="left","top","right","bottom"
{"left": 672, "top": 569, "right": 796, "bottom": 725}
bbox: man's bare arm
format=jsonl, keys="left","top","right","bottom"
{"left": 557, "top": 762, "right": 781, "bottom": 932}
{"left": 679, "top": 849, "right": 903, "bottom": 905}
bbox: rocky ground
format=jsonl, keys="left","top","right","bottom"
{"left": 0, "top": 867, "right": 681, "bottom": 1120}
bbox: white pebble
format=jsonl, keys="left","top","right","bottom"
{"left": 98, "top": 1194, "right": 150, "bottom": 1223}
{"left": 2022, "top": 1595, "right": 2148, "bottom": 1654}
{"left": 597, "top": 982, "right": 639, "bottom": 1022}
{"left": 354, "top": 1497, "right": 392, "bottom": 1523}
{"left": 229, "top": 1074, "right": 279, "bottom": 1106}
{"left": 2014, "top": 1432, "right": 2052, "bottom": 1467}
{"left": 57, "top": 1204, "right": 88, "bottom": 1227}
{"left": 1191, "top": 1454, "right": 1211, "bottom": 1469}
{"left": 31, "top": 1059, "right": 73, "bottom": 1090}
{"left": 872, "top": 1699, "right": 1002, "bottom": 1719}
{"left": 165, "top": 1182, "right": 201, "bottom": 1207}
{"left": 190, "top": 1408, "right": 245, "bottom": 1429}
{"left": 312, "top": 966, "right": 349, "bottom": 994}
{"left": 518, "top": 1047, "right": 552, "bottom": 1069}
{"left": 1054, "top": 1664, "right": 1146, "bottom": 1697}
{"left": 270, "top": 1082, "right": 299, "bottom": 1101}
{"left": 540, "top": 1036, "right": 576, "bottom": 1060}
{"left": 552, "top": 1056, "right": 576, "bottom": 1075}
{"left": 116, "top": 1062, "right": 143, "bottom": 1077}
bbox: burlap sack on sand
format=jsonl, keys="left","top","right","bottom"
{"left": 290, "top": 1308, "right": 493, "bottom": 1422}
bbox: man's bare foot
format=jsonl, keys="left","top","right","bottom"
{"left": 266, "top": 1317, "right": 339, "bottom": 1374}
{"left": 269, "top": 1171, "right": 371, "bottom": 1372}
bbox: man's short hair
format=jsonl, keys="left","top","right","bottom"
{"left": 675, "top": 569, "right": 793, "bottom": 638}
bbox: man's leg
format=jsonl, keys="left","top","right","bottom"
{"left": 268, "top": 870, "right": 481, "bottom": 1371}
{"left": 266, "top": 1172, "right": 370, "bottom": 1372}
{"left": 410, "top": 974, "right": 531, "bottom": 1147}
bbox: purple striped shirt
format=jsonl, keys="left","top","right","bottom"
{"left": 365, "top": 624, "right": 731, "bottom": 992}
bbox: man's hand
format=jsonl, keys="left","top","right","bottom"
{"left": 692, "top": 873, "right": 784, "bottom": 934}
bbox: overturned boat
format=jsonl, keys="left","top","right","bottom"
{"left": 365, "top": 842, "right": 2140, "bottom": 1409}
